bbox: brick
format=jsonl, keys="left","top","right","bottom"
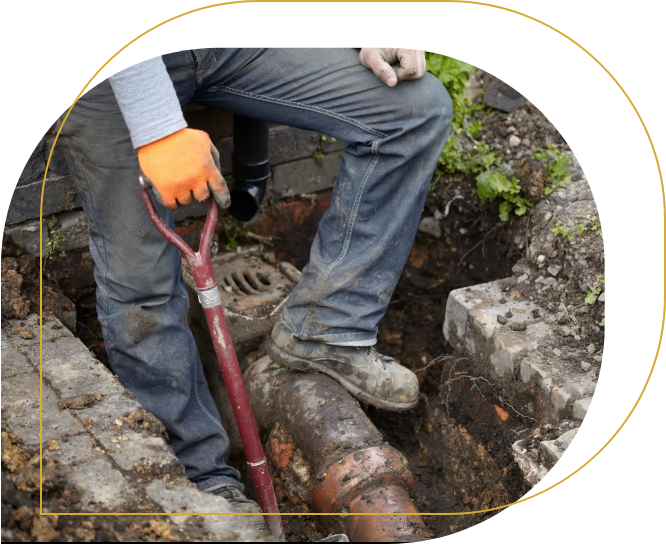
{"left": 573, "top": 397, "right": 592, "bottom": 421}
{"left": 53, "top": 210, "right": 89, "bottom": 252}
{"left": 520, "top": 359, "right": 548, "bottom": 384}
{"left": 7, "top": 175, "right": 82, "bottom": 225}
{"left": 269, "top": 126, "right": 320, "bottom": 164}
{"left": 4, "top": 220, "right": 47, "bottom": 256}
{"left": 17, "top": 133, "right": 69, "bottom": 187}
{"left": 43, "top": 433, "right": 97, "bottom": 465}
{"left": 1, "top": 334, "right": 36, "bottom": 377}
{"left": 2, "top": 374, "right": 84, "bottom": 447}
{"left": 56, "top": 456, "right": 138, "bottom": 511}
{"left": 550, "top": 386, "right": 573, "bottom": 416}
{"left": 272, "top": 154, "right": 342, "bottom": 198}
{"left": 146, "top": 480, "right": 261, "bottom": 538}
{"left": 321, "top": 134, "right": 347, "bottom": 154}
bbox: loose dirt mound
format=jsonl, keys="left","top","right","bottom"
{"left": 1, "top": 236, "right": 74, "bottom": 322}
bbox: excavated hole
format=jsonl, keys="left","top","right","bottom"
{"left": 233, "top": 181, "right": 530, "bottom": 541}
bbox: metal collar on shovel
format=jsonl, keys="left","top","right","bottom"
{"left": 140, "top": 184, "right": 284, "bottom": 540}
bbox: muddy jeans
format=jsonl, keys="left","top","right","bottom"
{"left": 58, "top": 48, "right": 451, "bottom": 490}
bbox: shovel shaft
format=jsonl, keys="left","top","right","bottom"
{"left": 140, "top": 189, "right": 283, "bottom": 538}
{"left": 200, "top": 302, "right": 282, "bottom": 536}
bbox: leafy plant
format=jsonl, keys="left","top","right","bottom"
{"left": 221, "top": 217, "right": 246, "bottom": 252}
{"left": 533, "top": 144, "right": 572, "bottom": 195}
{"left": 425, "top": 54, "right": 475, "bottom": 103}
{"left": 44, "top": 218, "right": 66, "bottom": 260}
{"left": 476, "top": 170, "right": 533, "bottom": 221}
{"left": 552, "top": 220, "right": 574, "bottom": 240}
{"left": 585, "top": 275, "right": 605, "bottom": 305}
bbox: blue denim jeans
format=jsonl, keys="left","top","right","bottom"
{"left": 58, "top": 48, "right": 451, "bottom": 489}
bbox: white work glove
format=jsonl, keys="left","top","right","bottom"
{"left": 359, "top": 48, "right": 426, "bottom": 87}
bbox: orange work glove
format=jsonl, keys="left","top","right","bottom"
{"left": 138, "top": 128, "right": 230, "bottom": 210}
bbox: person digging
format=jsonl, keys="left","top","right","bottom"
{"left": 58, "top": 48, "right": 452, "bottom": 518}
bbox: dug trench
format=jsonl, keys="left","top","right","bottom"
{"left": 18, "top": 179, "right": 531, "bottom": 542}
{"left": 243, "top": 179, "right": 529, "bottom": 540}
{"left": 24, "top": 96, "right": 578, "bottom": 539}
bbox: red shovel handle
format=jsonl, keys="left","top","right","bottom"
{"left": 140, "top": 188, "right": 284, "bottom": 539}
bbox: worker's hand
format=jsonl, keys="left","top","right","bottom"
{"left": 138, "top": 128, "right": 230, "bottom": 210}
{"left": 359, "top": 48, "right": 426, "bottom": 87}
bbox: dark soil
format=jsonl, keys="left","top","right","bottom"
{"left": 1, "top": 237, "right": 74, "bottom": 324}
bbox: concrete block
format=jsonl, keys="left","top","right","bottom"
{"left": 490, "top": 348, "right": 514, "bottom": 378}
{"left": 53, "top": 210, "right": 89, "bottom": 252}
{"left": 1, "top": 335, "right": 36, "bottom": 377}
{"left": 550, "top": 386, "right": 573, "bottom": 416}
{"left": 511, "top": 439, "right": 548, "bottom": 486}
{"left": 99, "top": 429, "right": 178, "bottom": 473}
{"left": 41, "top": 338, "right": 125, "bottom": 399}
{"left": 272, "top": 154, "right": 342, "bottom": 198}
{"left": 539, "top": 428, "right": 578, "bottom": 468}
{"left": 7, "top": 175, "right": 82, "bottom": 225}
{"left": 2, "top": 374, "right": 84, "bottom": 447}
{"left": 520, "top": 358, "right": 548, "bottom": 384}
{"left": 43, "top": 433, "right": 97, "bottom": 465}
{"left": 269, "top": 126, "right": 320, "bottom": 165}
{"left": 4, "top": 220, "right": 47, "bottom": 256}
{"left": 146, "top": 480, "right": 261, "bottom": 539}
{"left": 18, "top": 134, "right": 70, "bottom": 187}
{"left": 573, "top": 397, "right": 592, "bottom": 421}
{"left": 59, "top": 456, "right": 138, "bottom": 511}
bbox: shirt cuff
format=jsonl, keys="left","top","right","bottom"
{"left": 109, "top": 56, "right": 187, "bottom": 148}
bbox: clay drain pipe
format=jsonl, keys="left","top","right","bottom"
{"left": 141, "top": 189, "right": 283, "bottom": 539}
{"left": 246, "top": 357, "right": 431, "bottom": 542}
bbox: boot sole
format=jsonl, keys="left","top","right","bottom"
{"left": 268, "top": 342, "right": 418, "bottom": 412}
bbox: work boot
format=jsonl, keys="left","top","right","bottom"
{"left": 203, "top": 483, "right": 267, "bottom": 532}
{"left": 268, "top": 319, "right": 419, "bottom": 411}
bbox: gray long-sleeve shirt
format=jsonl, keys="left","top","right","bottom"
{"left": 109, "top": 56, "right": 186, "bottom": 148}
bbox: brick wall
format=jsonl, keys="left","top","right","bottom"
{"left": 4, "top": 106, "right": 345, "bottom": 256}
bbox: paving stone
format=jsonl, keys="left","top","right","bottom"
{"left": 3, "top": 315, "right": 267, "bottom": 538}
{"left": 520, "top": 358, "right": 548, "bottom": 384}
{"left": 7, "top": 175, "right": 81, "bottom": 225}
{"left": 1, "top": 334, "right": 36, "bottom": 377}
{"left": 550, "top": 386, "right": 573, "bottom": 416}
{"left": 272, "top": 154, "right": 342, "bottom": 198}
{"left": 52, "top": 210, "right": 89, "bottom": 252}
{"left": 146, "top": 480, "right": 261, "bottom": 539}
{"left": 573, "top": 397, "right": 592, "bottom": 421}
{"left": 57, "top": 456, "right": 139, "bottom": 512}
{"left": 43, "top": 433, "right": 98, "bottom": 465}
{"left": 539, "top": 428, "right": 578, "bottom": 468}
{"left": 41, "top": 340, "right": 126, "bottom": 399}
{"left": 2, "top": 373, "right": 84, "bottom": 447}
{"left": 98, "top": 428, "right": 178, "bottom": 473}
{"left": 4, "top": 220, "right": 47, "bottom": 256}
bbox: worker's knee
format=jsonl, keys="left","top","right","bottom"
{"left": 412, "top": 73, "right": 453, "bottom": 141}
{"left": 381, "top": 72, "right": 452, "bottom": 150}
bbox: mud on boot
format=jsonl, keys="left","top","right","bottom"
{"left": 201, "top": 483, "right": 267, "bottom": 533}
{"left": 268, "top": 319, "right": 419, "bottom": 411}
